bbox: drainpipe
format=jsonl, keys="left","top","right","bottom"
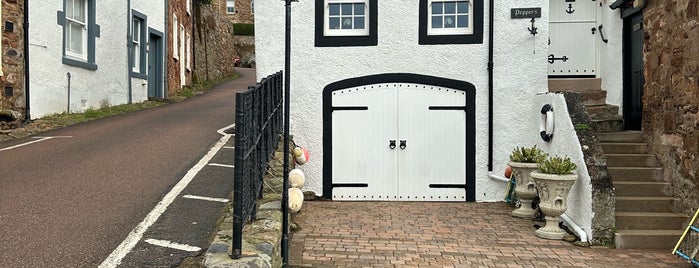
{"left": 487, "top": 0, "right": 494, "bottom": 172}
{"left": 127, "top": 0, "right": 133, "bottom": 104}
{"left": 164, "top": 0, "right": 168, "bottom": 98}
{"left": 67, "top": 72, "right": 71, "bottom": 113}
{"left": 561, "top": 214, "right": 589, "bottom": 243}
{"left": 23, "top": 0, "right": 30, "bottom": 122}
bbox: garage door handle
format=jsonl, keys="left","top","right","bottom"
{"left": 389, "top": 140, "right": 396, "bottom": 149}
{"left": 399, "top": 140, "right": 407, "bottom": 150}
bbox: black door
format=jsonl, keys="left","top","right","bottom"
{"left": 623, "top": 12, "right": 644, "bottom": 130}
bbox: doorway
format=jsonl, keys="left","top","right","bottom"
{"left": 622, "top": 12, "right": 644, "bottom": 130}
{"left": 148, "top": 29, "right": 164, "bottom": 99}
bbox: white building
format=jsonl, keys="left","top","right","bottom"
{"left": 28, "top": 0, "right": 166, "bottom": 118}
{"left": 256, "top": 0, "right": 630, "bottom": 242}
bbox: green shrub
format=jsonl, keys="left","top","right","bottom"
{"left": 509, "top": 145, "right": 547, "bottom": 163}
{"left": 538, "top": 155, "right": 577, "bottom": 175}
{"left": 233, "top": 23, "right": 255, "bottom": 36}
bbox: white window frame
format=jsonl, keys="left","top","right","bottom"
{"left": 132, "top": 18, "right": 141, "bottom": 72}
{"left": 226, "top": 0, "right": 235, "bottom": 14}
{"left": 186, "top": 33, "right": 191, "bottom": 71}
{"left": 427, "top": 0, "right": 473, "bottom": 36}
{"left": 172, "top": 14, "right": 178, "bottom": 60}
{"left": 65, "top": 0, "right": 88, "bottom": 60}
{"left": 324, "top": 0, "right": 369, "bottom": 36}
{"left": 186, "top": 0, "right": 191, "bottom": 15}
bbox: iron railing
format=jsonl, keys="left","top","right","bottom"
{"left": 232, "top": 71, "right": 283, "bottom": 259}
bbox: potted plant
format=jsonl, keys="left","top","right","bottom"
{"left": 509, "top": 145, "right": 547, "bottom": 219}
{"left": 530, "top": 155, "right": 578, "bottom": 240}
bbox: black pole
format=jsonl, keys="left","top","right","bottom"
{"left": 23, "top": 0, "right": 30, "bottom": 123}
{"left": 282, "top": 0, "right": 292, "bottom": 265}
{"left": 487, "top": 0, "right": 494, "bottom": 171}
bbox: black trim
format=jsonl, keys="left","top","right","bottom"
{"left": 322, "top": 73, "right": 477, "bottom": 201}
{"left": 429, "top": 184, "right": 467, "bottom": 189}
{"left": 332, "top": 183, "right": 369, "bottom": 188}
{"left": 332, "top": 106, "right": 368, "bottom": 111}
{"left": 429, "top": 106, "right": 467, "bottom": 111}
{"left": 315, "top": 0, "right": 378, "bottom": 47}
{"left": 419, "top": 0, "right": 484, "bottom": 45}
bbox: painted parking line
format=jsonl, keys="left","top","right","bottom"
{"left": 143, "top": 239, "right": 201, "bottom": 252}
{"left": 208, "top": 163, "right": 234, "bottom": 168}
{"left": 0, "top": 136, "right": 73, "bottom": 152}
{"left": 182, "top": 195, "right": 229, "bottom": 203}
{"left": 98, "top": 132, "right": 232, "bottom": 268}
{"left": 222, "top": 146, "right": 235, "bottom": 149}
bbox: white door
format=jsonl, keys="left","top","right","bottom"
{"left": 549, "top": 0, "right": 597, "bottom": 76}
{"left": 332, "top": 83, "right": 467, "bottom": 201}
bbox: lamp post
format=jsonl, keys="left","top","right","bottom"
{"left": 282, "top": 0, "right": 295, "bottom": 265}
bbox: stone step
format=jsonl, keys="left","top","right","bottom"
{"left": 597, "top": 131, "right": 644, "bottom": 143}
{"left": 601, "top": 142, "right": 648, "bottom": 154}
{"left": 614, "top": 181, "right": 671, "bottom": 196}
{"left": 616, "top": 212, "right": 689, "bottom": 230}
{"left": 590, "top": 117, "right": 624, "bottom": 133}
{"left": 586, "top": 104, "right": 620, "bottom": 120}
{"left": 608, "top": 167, "right": 663, "bottom": 181}
{"left": 616, "top": 196, "right": 678, "bottom": 212}
{"left": 577, "top": 91, "right": 607, "bottom": 106}
{"left": 605, "top": 154, "right": 658, "bottom": 167}
{"left": 614, "top": 229, "right": 684, "bottom": 249}
{"left": 549, "top": 78, "right": 602, "bottom": 92}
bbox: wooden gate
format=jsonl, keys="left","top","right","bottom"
{"left": 549, "top": 0, "right": 597, "bottom": 76}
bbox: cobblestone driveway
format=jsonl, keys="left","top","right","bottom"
{"left": 289, "top": 202, "right": 691, "bottom": 267}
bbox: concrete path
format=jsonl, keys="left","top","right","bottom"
{"left": 289, "top": 202, "right": 692, "bottom": 267}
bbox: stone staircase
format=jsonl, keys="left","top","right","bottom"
{"left": 598, "top": 131, "right": 687, "bottom": 249}
{"left": 549, "top": 78, "right": 687, "bottom": 249}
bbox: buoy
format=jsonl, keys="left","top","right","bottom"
{"left": 289, "top": 169, "right": 305, "bottom": 189}
{"left": 288, "top": 188, "right": 304, "bottom": 213}
{"left": 295, "top": 147, "right": 309, "bottom": 165}
{"left": 505, "top": 166, "right": 512, "bottom": 178}
{"left": 293, "top": 146, "right": 303, "bottom": 158}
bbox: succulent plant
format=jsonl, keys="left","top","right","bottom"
{"left": 537, "top": 155, "right": 577, "bottom": 175}
{"left": 509, "top": 145, "right": 547, "bottom": 163}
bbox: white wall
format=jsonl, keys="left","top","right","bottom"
{"left": 257, "top": 0, "right": 552, "bottom": 201}
{"left": 131, "top": 0, "right": 166, "bottom": 101}
{"left": 597, "top": 1, "right": 624, "bottom": 110}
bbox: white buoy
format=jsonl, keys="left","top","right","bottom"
{"left": 288, "top": 188, "right": 304, "bottom": 213}
{"left": 295, "top": 147, "right": 309, "bottom": 165}
{"left": 289, "top": 169, "right": 305, "bottom": 189}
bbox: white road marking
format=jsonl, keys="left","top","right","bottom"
{"left": 182, "top": 195, "right": 229, "bottom": 203}
{"left": 208, "top": 163, "right": 234, "bottom": 168}
{"left": 144, "top": 239, "right": 201, "bottom": 252}
{"left": 98, "top": 133, "right": 232, "bottom": 268}
{"left": 223, "top": 146, "right": 235, "bottom": 149}
{"left": 0, "top": 136, "right": 73, "bottom": 152}
{"left": 217, "top": 123, "right": 235, "bottom": 136}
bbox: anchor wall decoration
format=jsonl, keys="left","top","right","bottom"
{"left": 565, "top": 0, "right": 576, "bottom": 14}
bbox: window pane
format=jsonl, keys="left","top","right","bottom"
{"left": 354, "top": 3, "right": 365, "bottom": 15}
{"left": 329, "top": 4, "right": 340, "bottom": 15}
{"left": 74, "top": 0, "right": 85, "bottom": 22}
{"left": 432, "top": 2, "right": 443, "bottom": 14}
{"left": 341, "top": 17, "right": 352, "bottom": 29}
{"left": 431, "top": 16, "right": 442, "bottom": 28}
{"left": 444, "top": 2, "right": 456, "bottom": 14}
{"left": 354, "top": 17, "right": 365, "bottom": 29}
{"left": 69, "top": 23, "right": 83, "bottom": 53}
{"left": 66, "top": 0, "right": 74, "bottom": 18}
{"left": 457, "top": 15, "right": 468, "bottom": 27}
{"left": 457, "top": 1, "right": 469, "bottom": 13}
{"left": 341, "top": 4, "right": 352, "bottom": 15}
{"left": 444, "top": 15, "right": 455, "bottom": 28}
{"left": 329, "top": 17, "right": 340, "bottom": 29}
{"left": 133, "top": 20, "right": 140, "bottom": 42}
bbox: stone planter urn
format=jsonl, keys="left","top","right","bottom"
{"left": 530, "top": 170, "right": 578, "bottom": 240}
{"left": 509, "top": 161, "right": 539, "bottom": 219}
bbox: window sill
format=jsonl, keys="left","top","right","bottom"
{"left": 131, "top": 71, "right": 148, "bottom": 80}
{"left": 418, "top": 33, "right": 483, "bottom": 45}
{"left": 63, "top": 57, "right": 98, "bottom": 70}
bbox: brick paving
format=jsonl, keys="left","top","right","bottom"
{"left": 289, "top": 202, "right": 692, "bottom": 268}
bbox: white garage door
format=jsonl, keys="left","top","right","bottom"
{"left": 331, "top": 83, "right": 467, "bottom": 201}
{"left": 548, "top": 0, "right": 597, "bottom": 76}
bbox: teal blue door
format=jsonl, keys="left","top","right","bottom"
{"left": 148, "top": 30, "right": 164, "bottom": 99}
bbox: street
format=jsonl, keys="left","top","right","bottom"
{"left": 0, "top": 68, "right": 256, "bottom": 267}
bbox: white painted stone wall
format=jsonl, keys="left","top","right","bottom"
{"left": 131, "top": 0, "right": 165, "bottom": 102}
{"left": 257, "top": 0, "right": 552, "bottom": 201}
{"left": 596, "top": 1, "right": 624, "bottom": 110}
{"left": 29, "top": 1, "right": 165, "bottom": 118}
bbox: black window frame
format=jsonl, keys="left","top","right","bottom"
{"left": 315, "top": 0, "right": 378, "bottom": 47}
{"left": 419, "top": 0, "right": 484, "bottom": 45}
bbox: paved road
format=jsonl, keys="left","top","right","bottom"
{"left": 0, "top": 68, "right": 256, "bottom": 267}
{"left": 290, "top": 202, "right": 693, "bottom": 268}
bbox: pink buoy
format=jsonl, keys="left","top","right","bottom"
{"left": 295, "top": 147, "right": 309, "bottom": 165}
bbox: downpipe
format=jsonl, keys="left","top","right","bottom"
{"left": 488, "top": 172, "right": 589, "bottom": 243}
{"left": 66, "top": 72, "right": 71, "bottom": 114}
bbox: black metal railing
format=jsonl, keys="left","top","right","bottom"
{"left": 232, "top": 71, "right": 283, "bottom": 259}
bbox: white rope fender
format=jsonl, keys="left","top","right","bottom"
{"left": 539, "top": 104, "right": 554, "bottom": 142}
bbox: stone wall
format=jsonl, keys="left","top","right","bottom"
{"left": 193, "top": 2, "right": 237, "bottom": 84}
{"left": 0, "top": 0, "right": 25, "bottom": 125}
{"left": 167, "top": 0, "right": 193, "bottom": 97}
{"left": 643, "top": 0, "right": 699, "bottom": 215}
{"left": 211, "top": 0, "right": 254, "bottom": 24}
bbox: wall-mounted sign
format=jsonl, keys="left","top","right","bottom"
{"left": 511, "top": 8, "right": 542, "bottom": 19}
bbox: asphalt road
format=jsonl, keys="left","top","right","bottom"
{"left": 0, "top": 68, "right": 256, "bottom": 267}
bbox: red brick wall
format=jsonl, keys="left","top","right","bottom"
{"left": 167, "top": 0, "right": 194, "bottom": 97}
